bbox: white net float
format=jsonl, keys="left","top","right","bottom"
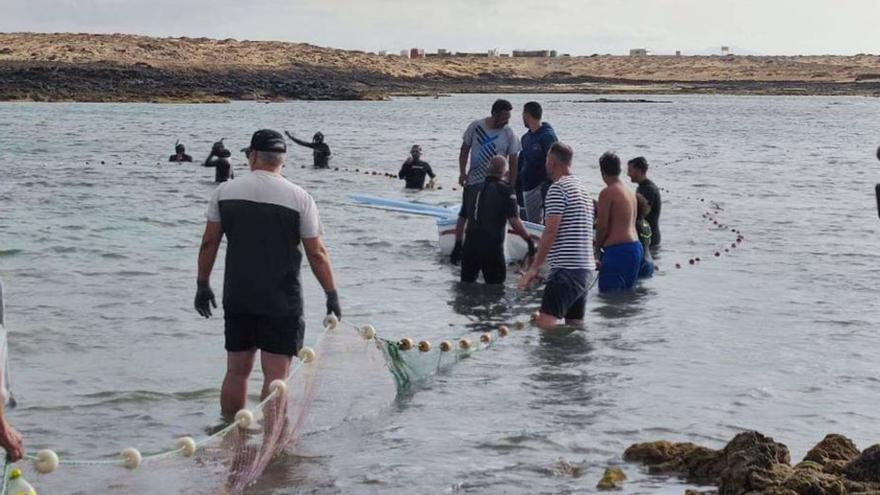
{"left": 298, "top": 347, "right": 316, "bottom": 363}
{"left": 121, "top": 448, "right": 142, "bottom": 470}
{"left": 176, "top": 437, "right": 197, "bottom": 458}
{"left": 35, "top": 449, "right": 59, "bottom": 474}
{"left": 235, "top": 409, "right": 254, "bottom": 429}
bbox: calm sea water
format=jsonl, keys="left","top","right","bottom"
{"left": 1, "top": 94, "right": 879, "bottom": 494}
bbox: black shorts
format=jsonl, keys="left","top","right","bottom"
{"left": 458, "top": 184, "right": 482, "bottom": 220}
{"left": 541, "top": 269, "right": 592, "bottom": 321}
{"left": 461, "top": 239, "right": 506, "bottom": 284}
{"left": 224, "top": 313, "right": 305, "bottom": 357}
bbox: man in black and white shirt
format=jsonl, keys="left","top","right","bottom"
{"left": 518, "top": 142, "right": 595, "bottom": 330}
{"left": 194, "top": 129, "right": 341, "bottom": 418}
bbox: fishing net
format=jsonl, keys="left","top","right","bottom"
{"left": 5, "top": 317, "right": 390, "bottom": 494}
{"left": 4, "top": 315, "right": 515, "bottom": 494}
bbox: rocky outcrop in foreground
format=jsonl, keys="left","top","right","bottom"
{"left": 625, "top": 431, "right": 880, "bottom": 494}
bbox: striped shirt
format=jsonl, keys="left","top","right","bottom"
{"left": 544, "top": 175, "right": 595, "bottom": 270}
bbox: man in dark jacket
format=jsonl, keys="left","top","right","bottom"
{"left": 519, "top": 102, "right": 558, "bottom": 224}
{"left": 398, "top": 145, "right": 436, "bottom": 189}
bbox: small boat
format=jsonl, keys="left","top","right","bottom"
{"left": 350, "top": 195, "right": 544, "bottom": 262}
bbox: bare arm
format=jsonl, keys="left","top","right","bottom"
{"left": 518, "top": 214, "right": 560, "bottom": 289}
{"left": 595, "top": 190, "right": 611, "bottom": 248}
{"left": 302, "top": 237, "right": 337, "bottom": 293}
{"left": 508, "top": 216, "right": 531, "bottom": 243}
{"left": 458, "top": 143, "right": 469, "bottom": 186}
{"left": 197, "top": 222, "right": 223, "bottom": 282}
{"left": 507, "top": 153, "right": 519, "bottom": 187}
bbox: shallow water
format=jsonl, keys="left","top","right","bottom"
{"left": 1, "top": 94, "right": 879, "bottom": 494}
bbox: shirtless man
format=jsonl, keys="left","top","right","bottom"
{"left": 595, "top": 152, "right": 642, "bottom": 293}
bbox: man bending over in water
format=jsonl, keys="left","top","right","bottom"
{"left": 595, "top": 152, "right": 642, "bottom": 293}
{"left": 286, "top": 131, "right": 331, "bottom": 168}
{"left": 518, "top": 143, "right": 595, "bottom": 330}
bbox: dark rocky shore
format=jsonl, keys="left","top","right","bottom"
{"left": 2, "top": 60, "right": 879, "bottom": 103}
{"left": 2, "top": 33, "right": 880, "bottom": 102}
{"left": 625, "top": 431, "right": 880, "bottom": 494}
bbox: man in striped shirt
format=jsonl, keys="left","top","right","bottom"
{"left": 518, "top": 143, "right": 595, "bottom": 330}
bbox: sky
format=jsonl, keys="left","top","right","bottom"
{"left": 2, "top": 0, "right": 878, "bottom": 56}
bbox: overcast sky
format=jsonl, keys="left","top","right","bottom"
{"left": 2, "top": 0, "right": 878, "bottom": 55}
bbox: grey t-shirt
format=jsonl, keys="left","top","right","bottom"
{"left": 462, "top": 118, "right": 521, "bottom": 186}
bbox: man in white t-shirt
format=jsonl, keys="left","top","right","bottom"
{"left": 194, "top": 129, "right": 341, "bottom": 419}
{"left": 451, "top": 99, "right": 523, "bottom": 264}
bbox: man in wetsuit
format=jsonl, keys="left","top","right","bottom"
{"left": 518, "top": 143, "right": 595, "bottom": 330}
{"left": 451, "top": 99, "right": 522, "bottom": 264}
{"left": 285, "top": 131, "right": 331, "bottom": 168}
{"left": 203, "top": 140, "right": 234, "bottom": 183}
{"left": 519, "top": 101, "right": 558, "bottom": 224}
{"left": 626, "top": 156, "right": 661, "bottom": 247}
{"left": 459, "top": 156, "right": 535, "bottom": 284}
{"left": 596, "top": 152, "right": 642, "bottom": 293}
{"left": 875, "top": 146, "right": 880, "bottom": 219}
{"left": 169, "top": 143, "right": 193, "bottom": 162}
{"left": 194, "top": 129, "right": 342, "bottom": 418}
{"left": 398, "top": 145, "right": 436, "bottom": 189}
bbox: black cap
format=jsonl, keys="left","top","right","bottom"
{"left": 241, "top": 129, "right": 287, "bottom": 153}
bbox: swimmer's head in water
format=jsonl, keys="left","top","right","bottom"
{"left": 313, "top": 132, "right": 324, "bottom": 144}
{"left": 175, "top": 143, "right": 185, "bottom": 153}
{"left": 627, "top": 156, "right": 649, "bottom": 183}
{"left": 876, "top": 145, "right": 880, "bottom": 161}
{"left": 599, "top": 152, "right": 621, "bottom": 178}
{"left": 490, "top": 99, "right": 512, "bottom": 129}
{"left": 410, "top": 145, "right": 422, "bottom": 160}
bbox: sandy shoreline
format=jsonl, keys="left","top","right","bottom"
{"left": 1, "top": 33, "right": 879, "bottom": 102}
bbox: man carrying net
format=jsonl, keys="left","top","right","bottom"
{"left": 194, "top": 129, "right": 342, "bottom": 419}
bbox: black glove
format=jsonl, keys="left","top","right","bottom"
{"left": 194, "top": 280, "right": 216, "bottom": 318}
{"left": 526, "top": 238, "right": 537, "bottom": 258}
{"left": 450, "top": 240, "right": 463, "bottom": 265}
{"left": 325, "top": 290, "right": 342, "bottom": 319}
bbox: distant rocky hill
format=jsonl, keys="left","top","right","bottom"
{"left": 1, "top": 33, "right": 878, "bottom": 102}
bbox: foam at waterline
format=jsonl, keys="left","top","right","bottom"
{"left": 10, "top": 318, "right": 396, "bottom": 495}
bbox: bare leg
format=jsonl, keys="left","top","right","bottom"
{"left": 221, "top": 350, "right": 256, "bottom": 419}
{"left": 534, "top": 312, "right": 561, "bottom": 331}
{"left": 259, "top": 351, "right": 292, "bottom": 401}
